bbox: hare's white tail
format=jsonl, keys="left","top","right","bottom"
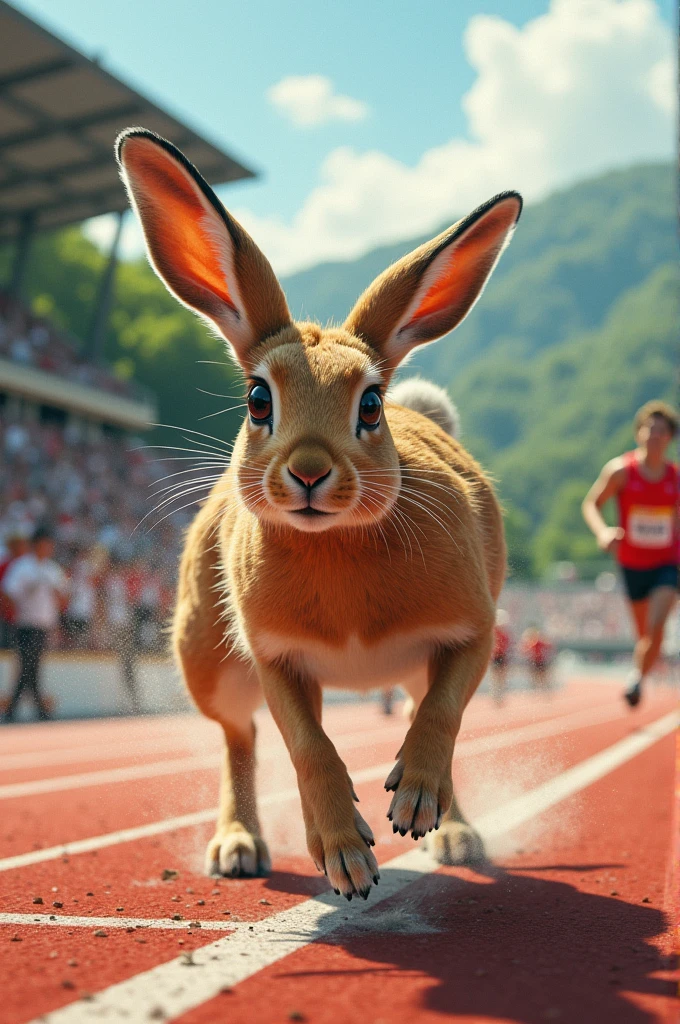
{"left": 389, "top": 378, "right": 460, "bottom": 438}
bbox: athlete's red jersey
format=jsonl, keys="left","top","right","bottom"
{"left": 493, "top": 626, "right": 511, "bottom": 660}
{"left": 616, "top": 452, "right": 679, "bottom": 569}
{"left": 521, "top": 635, "right": 552, "bottom": 668}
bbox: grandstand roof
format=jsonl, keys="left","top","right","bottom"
{"left": 0, "top": 1, "right": 256, "bottom": 242}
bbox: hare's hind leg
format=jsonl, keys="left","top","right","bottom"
{"left": 173, "top": 502, "right": 269, "bottom": 877}
{"left": 202, "top": 657, "right": 269, "bottom": 877}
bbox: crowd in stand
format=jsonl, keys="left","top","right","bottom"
{"left": 0, "top": 407, "right": 191, "bottom": 653}
{"left": 501, "top": 582, "right": 634, "bottom": 644}
{"left": 0, "top": 290, "right": 140, "bottom": 400}
{"left": 0, "top": 399, "right": 639, "bottom": 656}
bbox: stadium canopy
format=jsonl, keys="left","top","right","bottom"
{"left": 0, "top": 0, "right": 256, "bottom": 242}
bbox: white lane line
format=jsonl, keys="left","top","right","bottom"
{"left": 27, "top": 709, "right": 679, "bottom": 1024}
{"left": 0, "top": 685, "right": 616, "bottom": 772}
{"left": 0, "top": 739, "right": 218, "bottom": 773}
{"left": 0, "top": 720, "right": 408, "bottom": 780}
{"left": 0, "top": 755, "right": 222, "bottom": 800}
{"left": 0, "top": 721, "right": 404, "bottom": 773}
{"left": 0, "top": 913, "right": 235, "bottom": 932}
{"left": 0, "top": 700, "right": 636, "bottom": 872}
{"left": 0, "top": 697, "right": 626, "bottom": 802}
{"left": 475, "top": 707, "right": 680, "bottom": 841}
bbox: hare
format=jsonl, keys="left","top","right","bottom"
{"left": 116, "top": 128, "right": 521, "bottom": 900}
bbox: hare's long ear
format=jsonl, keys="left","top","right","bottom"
{"left": 116, "top": 128, "right": 290, "bottom": 367}
{"left": 344, "top": 192, "right": 522, "bottom": 374}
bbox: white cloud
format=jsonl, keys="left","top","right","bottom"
{"left": 236, "top": 0, "right": 674, "bottom": 276}
{"left": 267, "top": 75, "right": 369, "bottom": 127}
{"left": 86, "top": 1, "right": 674, "bottom": 278}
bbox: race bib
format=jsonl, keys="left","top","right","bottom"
{"left": 628, "top": 505, "right": 674, "bottom": 548}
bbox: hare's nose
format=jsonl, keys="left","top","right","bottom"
{"left": 287, "top": 447, "right": 332, "bottom": 490}
{"left": 287, "top": 466, "right": 331, "bottom": 489}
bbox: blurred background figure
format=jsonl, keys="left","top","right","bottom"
{"left": 62, "top": 545, "right": 97, "bottom": 649}
{"left": 104, "top": 550, "right": 140, "bottom": 713}
{"left": 520, "top": 625, "right": 554, "bottom": 693}
{"left": 491, "top": 608, "right": 513, "bottom": 706}
{"left": 0, "top": 529, "right": 30, "bottom": 649}
{"left": 380, "top": 687, "right": 395, "bottom": 716}
{"left": 1, "top": 525, "right": 68, "bottom": 722}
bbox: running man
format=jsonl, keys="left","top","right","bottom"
{"left": 582, "top": 401, "right": 679, "bottom": 707}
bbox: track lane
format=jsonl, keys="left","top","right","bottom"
{"left": 7, "top": 710, "right": 676, "bottom": 1024}
{"left": 0, "top": 677, "right": 626, "bottom": 767}
{"left": 173, "top": 721, "right": 679, "bottom": 1024}
{"left": 1, "top": 688, "right": 673, "bottom": 869}
{"left": 1, "top": 681, "right": 677, "bottom": 1024}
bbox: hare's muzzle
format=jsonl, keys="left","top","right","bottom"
{"left": 286, "top": 445, "right": 333, "bottom": 493}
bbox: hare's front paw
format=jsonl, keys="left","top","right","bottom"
{"left": 205, "top": 826, "right": 271, "bottom": 878}
{"left": 428, "top": 820, "right": 485, "bottom": 865}
{"left": 308, "top": 806, "right": 380, "bottom": 901}
{"left": 385, "top": 754, "right": 452, "bottom": 840}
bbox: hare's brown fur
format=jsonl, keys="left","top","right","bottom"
{"left": 118, "top": 127, "right": 520, "bottom": 896}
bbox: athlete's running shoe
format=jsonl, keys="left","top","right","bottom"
{"left": 624, "top": 676, "right": 642, "bottom": 708}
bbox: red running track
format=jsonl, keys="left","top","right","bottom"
{"left": 0, "top": 675, "right": 678, "bottom": 1024}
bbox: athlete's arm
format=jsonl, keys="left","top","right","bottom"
{"left": 582, "top": 458, "right": 627, "bottom": 553}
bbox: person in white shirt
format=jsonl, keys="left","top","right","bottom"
{"left": 104, "top": 552, "right": 140, "bottom": 713}
{"left": 63, "top": 549, "right": 96, "bottom": 650}
{"left": 1, "top": 526, "right": 68, "bottom": 722}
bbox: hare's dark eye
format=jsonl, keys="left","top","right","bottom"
{"left": 358, "top": 388, "right": 382, "bottom": 433}
{"left": 248, "top": 383, "right": 272, "bottom": 424}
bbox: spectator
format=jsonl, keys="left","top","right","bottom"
{"left": 1, "top": 525, "right": 68, "bottom": 722}
{"left": 520, "top": 626, "right": 554, "bottom": 692}
{"left": 62, "top": 547, "right": 97, "bottom": 649}
{"left": 0, "top": 530, "right": 30, "bottom": 648}
{"left": 491, "top": 608, "right": 513, "bottom": 706}
{"left": 105, "top": 551, "right": 141, "bottom": 712}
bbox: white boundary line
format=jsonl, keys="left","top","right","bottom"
{"left": 0, "top": 701, "right": 631, "bottom": 872}
{"left": 25, "top": 709, "right": 678, "bottom": 1023}
{"left": 0, "top": 755, "right": 222, "bottom": 800}
{"left": 0, "top": 721, "right": 405, "bottom": 774}
{"left": 0, "top": 699, "right": 627, "bottom": 802}
{"left": 0, "top": 913, "right": 234, "bottom": 932}
{"left": 0, "top": 721, "right": 412, "bottom": 782}
{"left": 0, "top": 738, "right": 217, "bottom": 773}
{"left": 0, "top": 686, "right": 618, "bottom": 772}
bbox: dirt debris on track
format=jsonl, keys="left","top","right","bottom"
{"left": 0, "top": 676, "right": 678, "bottom": 1024}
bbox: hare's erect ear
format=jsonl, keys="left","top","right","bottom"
{"left": 344, "top": 192, "right": 522, "bottom": 373}
{"left": 115, "top": 128, "right": 291, "bottom": 366}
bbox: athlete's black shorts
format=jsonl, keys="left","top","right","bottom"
{"left": 492, "top": 654, "right": 508, "bottom": 668}
{"left": 621, "top": 564, "right": 679, "bottom": 603}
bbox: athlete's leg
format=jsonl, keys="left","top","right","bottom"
{"left": 625, "top": 588, "right": 676, "bottom": 706}
{"left": 628, "top": 597, "right": 648, "bottom": 643}
{"left": 635, "top": 586, "right": 676, "bottom": 679}
{"left": 490, "top": 661, "right": 507, "bottom": 705}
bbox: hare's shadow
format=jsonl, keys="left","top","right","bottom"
{"left": 260, "top": 860, "right": 675, "bottom": 1023}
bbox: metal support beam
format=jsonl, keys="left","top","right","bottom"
{"left": 86, "top": 210, "right": 124, "bottom": 363}
{"left": 8, "top": 211, "right": 34, "bottom": 297}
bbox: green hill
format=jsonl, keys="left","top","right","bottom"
{"left": 280, "top": 162, "right": 678, "bottom": 577}
{"left": 1, "top": 162, "right": 676, "bottom": 578}
{"left": 281, "top": 163, "right": 675, "bottom": 376}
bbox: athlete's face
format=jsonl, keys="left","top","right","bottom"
{"left": 636, "top": 414, "right": 673, "bottom": 456}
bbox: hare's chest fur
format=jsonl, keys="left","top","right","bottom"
{"left": 251, "top": 624, "right": 475, "bottom": 691}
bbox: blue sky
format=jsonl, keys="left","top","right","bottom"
{"left": 13, "top": 0, "right": 676, "bottom": 273}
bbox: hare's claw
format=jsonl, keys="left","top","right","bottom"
{"left": 385, "top": 754, "right": 450, "bottom": 840}
{"left": 308, "top": 807, "right": 379, "bottom": 900}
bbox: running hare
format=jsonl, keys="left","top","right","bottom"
{"left": 116, "top": 128, "right": 521, "bottom": 900}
